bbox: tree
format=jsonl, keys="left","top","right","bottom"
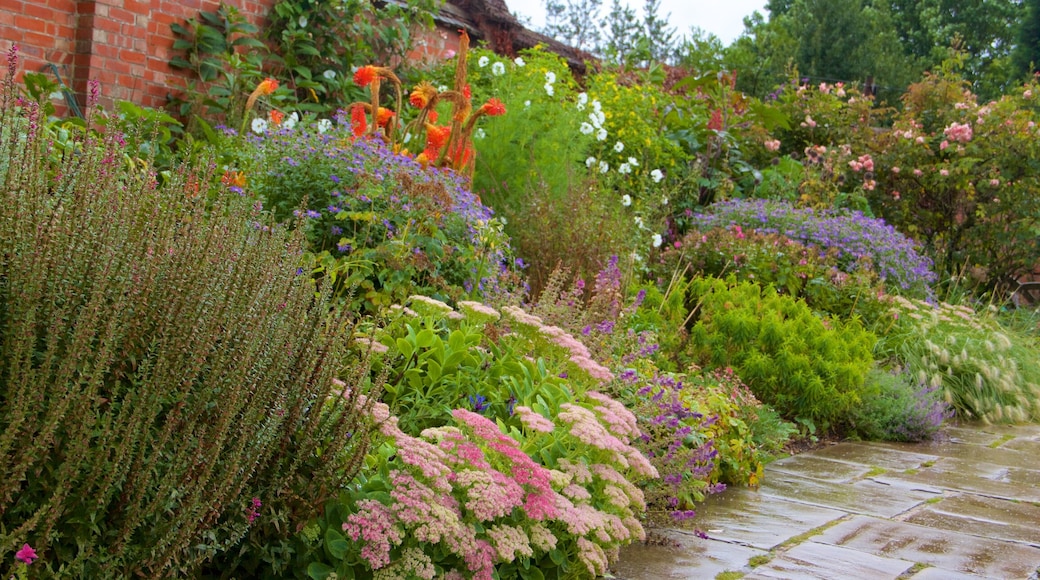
{"left": 1012, "top": 0, "right": 1040, "bottom": 79}
{"left": 600, "top": 0, "right": 642, "bottom": 63}
{"left": 540, "top": 0, "right": 603, "bottom": 51}
{"left": 642, "top": 0, "right": 679, "bottom": 63}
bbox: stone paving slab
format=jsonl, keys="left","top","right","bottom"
{"left": 1003, "top": 437, "right": 1040, "bottom": 455}
{"left": 900, "top": 493, "right": 1040, "bottom": 548}
{"left": 758, "top": 471, "right": 939, "bottom": 518}
{"left": 687, "top": 488, "right": 846, "bottom": 550}
{"left": 803, "top": 441, "right": 939, "bottom": 470}
{"left": 743, "top": 541, "right": 913, "bottom": 579}
{"left": 878, "top": 439, "right": 1039, "bottom": 468}
{"left": 875, "top": 457, "right": 1040, "bottom": 502}
{"left": 613, "top": 529, "right": 766, "bottom": 579}
{"left": 816, "top": 515, "right": 1040, "bottom": 579}
{"left": 907, "top": 566, "right": 997, "bottom": 579}
{"left": 941, "top": 425, "right": 1013, "bottom": 447}
{"left": 764, "top": 454, "right": 872, "bottom": 483}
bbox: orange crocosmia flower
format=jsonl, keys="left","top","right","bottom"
{"left": 448, "top": 142, "right": 473, "bottom": 167}
{"left": 222, "top": 170, "right": 246, "bottom": 188}
{"left": 376, "top": 107, "right": 394, "bottom": 127}
{"left": 353, "top": 65, "right": 378, "bottom": 87}
{"left": 428, "top": 110, "right": 439, "bottom": 124}
{"left": 409, "top": 81, "right": 437, "bottom": 109}
{"left": 425, "top": 124, "right": 451, "bottom": 150}
{"left": 256, "top": 77, "right": 279, "bottom": 96}
{"left": 350, "top": 105, "right": 368, "bottom": 137}
{"left": 481, "top": 98, "right": 506, "bottom": 117}
{"left": 462, "top": 84, "right": 472, "bottom": 100}
{"left": 269, "top": 109, "right": 285, "bottom": 125}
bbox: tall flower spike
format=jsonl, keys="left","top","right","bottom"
{"left": 410, "top": 81, "right": 438, "bottom": 109}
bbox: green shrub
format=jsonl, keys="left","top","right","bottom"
{"left": 684, "top": 277, "right": 878, "bottom": 431}
{"left": 0, "top": 68, "right": 368, "bottom": 577}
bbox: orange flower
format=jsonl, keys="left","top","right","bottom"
{"left": 350, "top": 104, "right": 368, "bottom": 137}
{"left": 425, "top": 124, "right": 451, "bottom": 150}
{"left": 448, "top": 141, "right": 473, "bottom": 168}
{"left": 353, "top": 65, "right": 378, "bottom": 87}
{"left": 222, "top": 170, "right": 246, "bottom": 188}
{"left": 428, "top": 110, "right": 439, "bottom": 124}
{"left": 409, "top": 81, "right": 437, "bottom": 109}
{"left": 462, "top": 84, "right": 472, "bottom": 100}
{"left": 481, "top": 98, "right": 506, "bottom": 117}
{"left": 376, "top": 107, "right": 394, "bottom": 128}
{"left": 269, "top": 109, "right": 285, "bottom": 125}
{"left": 256, "top": 77, "right": 279, "bottom": 96}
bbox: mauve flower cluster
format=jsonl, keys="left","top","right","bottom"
{"left": 342, "top": 398, "right": 654, "bottom": 577}
{"left": 690, "top": 198, "right": 936, "bottom": 296}
{"left": 501, "top": 306, "right": 615, "bottom": 383}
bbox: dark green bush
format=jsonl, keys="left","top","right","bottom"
{"left": 0, "top": 68, "right": 369, "bottom": 577}
{"left": 685, "top": 277, "right": 878, "bottom": 432}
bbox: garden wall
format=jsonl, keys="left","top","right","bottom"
{"left": 1, "top": 0, "right": 462, "bottom": 113}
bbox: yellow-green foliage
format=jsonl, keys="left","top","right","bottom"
{"left": 586, "top": 71, "right": 686, "bottom": 190}
{"left": 686, "top": 277, "right": 877, "bottom": 430}
{"left": 880, "top": 296, "right": 1040, "bottom": 423}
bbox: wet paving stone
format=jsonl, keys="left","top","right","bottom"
{"left": 765, "top": 454, "right": 873, "bottom": 483}
{"left": 906, "top": 567, "right": 994, "bottom": 579}
{"left": 816, "top": 515, "right": 1040, "bottom": 578}
{"left": 682, "top": 488, "right": 846, "bottom": 550}
{"left": 901, "top": 493, "right": 1040, "bottom": 547}
{"left": 878, "top": 439, "right": 1039, "bottom": 468}
{"left": 1003, "top": 437, "right": 1040, "bottom": 455}
{"left": 613, "top": 529, "right": 766, "bottom": 579}
{"left": 744, "top": 541, "right": 913, "bottom": 579}
{"left": 941, "top": 426, "right": 1012, "bottom": 447}
{"left": 875, "top": 457, "right": 1040, "bottom": 502}
{"left": 758, "top": 472, "right": 939, "bottom": 518}
{"left": 804, "top": 442, "right": 939, "bottom": 471}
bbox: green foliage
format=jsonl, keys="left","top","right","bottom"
{"left": 684, "top": 277, "right": 878, "bottom": 431}
{"left": 0, "top": 82, "right": 369, "bottom": 576}
{"left": 169, "top": 3, "right": 269, "bottom": 126}
{"left": 879, "top": 296, "right": 1040, "bottom": 423}
{"left": 264, "top": 0, "right": 438, "bottom": 115}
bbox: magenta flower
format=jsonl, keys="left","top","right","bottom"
{"left": 15, "top": 543, "right": 38, "bottom": 565}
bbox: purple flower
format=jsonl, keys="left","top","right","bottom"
{"left": 468, "top": 394, "right": 490, "bottom": 413}
{"left": 15, "top": 543, "right": 37, "bottom": 565}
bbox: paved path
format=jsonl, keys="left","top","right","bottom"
{"left": 614, "top": 422, "right": 1040, "bottom": 579}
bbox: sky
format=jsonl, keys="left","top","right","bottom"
{"left": 509, "top": 0, "right": 769, "bottom": 46}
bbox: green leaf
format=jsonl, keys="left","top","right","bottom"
{"left": 324, "top": 528, "right": 349, "bottom": 559}
{"left": 307, "top": 562, "right": 335, "bottom": 580}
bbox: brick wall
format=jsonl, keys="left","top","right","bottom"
{"left": 2, "top": 0, "right": 275, "bottom": 112}
{"left": 2, "top": 0, "right": 460, "bottom": 114}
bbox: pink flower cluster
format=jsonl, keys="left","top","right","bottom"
{"left": 502, "top": 305, "right": 615, "bottom": 383}
{"left": 944, "top": 121, "right": 973, "bottom": 143}
{"left": 847, "top": 154, "right": 874, "bottom": 172}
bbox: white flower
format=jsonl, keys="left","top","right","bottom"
{"left": 251, "top": 117, "right": 268, "bottom": 134}
{"left": 589, "top": 112, "right": 602, "bottom": 128}
{"left": 576, "top": 102, "right": 586, "bottom": 111}
{"left": 650, "top": 169, "right": 664, "bottom": 183}
{"left": 596, "top": 127, "right": 607, "bottom": 141}
{"left": 580, "top": 122, "right": 594, "bottom": 135}
{"left": 438, "top": 85, "right": 449, "bottom": 92}
{"left": 545, "top": 71, "right": 556, "bottom": 84}
{"left": 631, "top": 250, "right": 643, "bottom": 263}
{"left": 592, "top": 99, "right": 602, "bottom": 112}
{"left": 614, "top": 141, "right": 625, "bottom": 153}
{"left": 627, "top": 156, "right": 638, "bottom": 166}
{"left": 323, "top": 69, "right": 336, "bottom": 80}
{"left": 634, "top": 216, "right": 644, "bottom": 228}
{"left": 478, "top": 55, "right": 489, "bottom": 67}
{"left": 577, "top": 92, "right": 588, "bottom": 106}
{"left": 651, "top": 233, "right": 663, "bottom": 248}
{"left": 524, "top": 100, "right": 531, "bottom": 108}
{"left": 619, "top": 163, "right": 632, "bottom": 174}
{"left": 474, "top": 128, "right": 486, "bottom": 139}
{"left": 621, "top": 194, "right": 632, "bottom": 206}
{"left": 492, "top": 62, "right": 505, "bottom": 76}
{"left": 599, "top": 160, "right": 609, "bottom": 173}
{"left": 298, "top": 15, "right": 308, "bottom": 28}
{"left": 283, "top": 112, "right": 299, "bottom": 129}
{"left": 586, "top": 156, "right": 597, "bottom": 168}
{"left": 661, "top": 195, "right": 668, "bottom": 205}
{"left": 544, "top": 83, "right": 554, "bottom": 96}
{"left": 316, "top": 118, "right": 332, "bottom": 134}
{"left": 403, "top": 132, "right": 412, "bottom": 143}
{"left": 514, "top": 57, "right": 526, "bottom": 66}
